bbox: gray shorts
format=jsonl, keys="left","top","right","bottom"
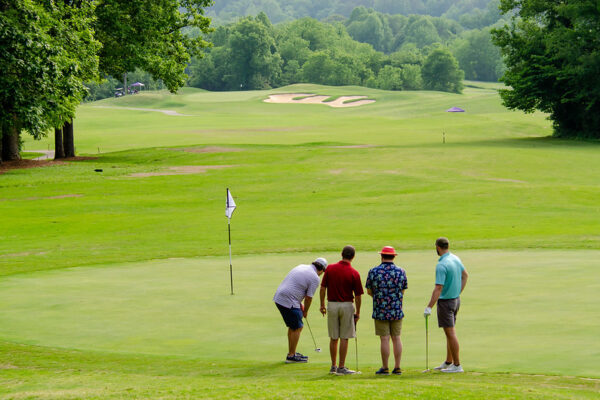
{"left": 437, "top": 297, "right": 460, "bottom": 328}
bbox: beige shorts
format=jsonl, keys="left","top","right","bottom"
{"left": 374, "top": 319, "right": 403, "bottom": 337}
{"left": 327, "top": 302, "right": 356, "bottom": 339}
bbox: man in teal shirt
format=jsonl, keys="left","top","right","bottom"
{"left": 424, "top": 237, "right": 469, "bottom": 373}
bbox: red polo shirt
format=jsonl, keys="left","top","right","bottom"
{"left": 321, "top": 260, "right": 364, "bottom": 302}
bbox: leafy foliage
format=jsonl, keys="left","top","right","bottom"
{"left": 188, "top": 13, "right": 468, "bottom": 92}
{"left": 94, "top": 0, "right": 213, "bottom": 92}
{"left": 207, "top": 0, "right": 502, "bottom": 25}
{"left": 492, "top": 0, "right": 600, "bottom": 138}
{"left": 422, "top": 46, "right": 464, "bottom": 93}
{"left": 0, "top": 0, "right": 100, "bottom": 139}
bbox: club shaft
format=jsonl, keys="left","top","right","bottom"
{"left": 426, "top": 316, "right": 429, "bottom": 370}
{"left": 355, "top": 336, "right": 359, "bottom": 371}
{"left": 305, "top": 318, "right": 317, "bottom": 348}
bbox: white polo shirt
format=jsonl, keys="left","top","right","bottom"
{"left": 273, "top": 264, "right": 320, "bottom": 309}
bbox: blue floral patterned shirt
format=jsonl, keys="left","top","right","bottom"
{"left": 365, "top": 262, "right": 408, "bottom": 320}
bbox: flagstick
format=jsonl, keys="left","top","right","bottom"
{"left": 228, "top": 217, "right": 234, "bottom": 295}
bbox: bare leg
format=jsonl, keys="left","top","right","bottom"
{"left": 379, "top": 335, "right": 390, "bottom": 369}
{"left": 287, "top": 327, "right": 302, "bottom": 356}
{"left": 443, "top": 327, "right": 460, "bottom": 365}
{"left": 391, "top": 335, "right": 402, "bottom": 369}
{"left": 338, "top": 339, "right": 349, "bottom": 368}
{"left": 329, "top": 338, "right": 338, "bottom": 367}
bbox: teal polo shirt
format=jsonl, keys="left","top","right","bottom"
{"left": 435, "top": 252, "right": 465, "bottom": 300}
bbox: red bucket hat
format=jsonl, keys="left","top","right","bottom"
{"left": 379, "top": 246, "right": 397, "bottom": 256}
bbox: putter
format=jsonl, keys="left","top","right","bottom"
{"left": 355, "top": 335, "right": 362, "bottom": 374}
{"left": 305, "top": 317, "right": 321, "bottom": 352}
{"left": 422, "top": 315, "right": 431, "bottom": 373}
{"left": 354, "top": 317, "right": 362, "bottom": 374}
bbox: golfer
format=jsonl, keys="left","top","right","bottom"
{"left": 319, "top": 245, "right": 363, "bottom": 375}
{"left": 274, "top": 257, "right": 328, "bottom": 363}
{"left": 366, "top": 246, "right": 407, "bottom": 375}
{"left": 424, "top": 237, "right": 469, "bottom": 373}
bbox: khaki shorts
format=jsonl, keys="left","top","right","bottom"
{"left": 327, "top": 302, "right": 355, "bottom": 339}
{"left": 374, "top": 319, "right": 403, "bottom": 337}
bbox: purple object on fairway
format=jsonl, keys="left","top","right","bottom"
{"left": 446, "top": 107, "right": 465, "bottom": 112}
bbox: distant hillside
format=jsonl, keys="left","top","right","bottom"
{"left": 206, "top": 0, "right": 500, "bottom": 27}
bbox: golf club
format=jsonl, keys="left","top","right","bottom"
{"left": 422, "top": 315, "right": 431, "bottom": 373}
{"left": 355, "top": 317, "right": 362, "bottom": 374}
{"left": 305, "top": 317, "right": 321, "bottom": 352}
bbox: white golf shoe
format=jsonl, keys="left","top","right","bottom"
{"left": 336, "top": 366, "right": 356, "bottom": 375}
{"left": 441, "top": 364, "right": 464, "bottom": 373}
{"left": 434, "top": 361, "right": 452, "bottom": 371}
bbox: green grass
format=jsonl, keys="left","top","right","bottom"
{"left": 2, "top": 83, "right": 599, "bottom": 398}
{"left": 20, "top": 152, "right": 45, "bottom": 160}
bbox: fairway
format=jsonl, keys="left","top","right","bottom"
{"left": 2, "top": 84, "right": 600, "bottom": 398}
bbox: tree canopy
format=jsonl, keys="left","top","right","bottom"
{"left": 95, "top": 0, "right": 212, "bottom": 92}
{"left": 207, "top": 0, "right": 502, "bottom": 25}
{"left": 1, "top": 0, "right": 214, "bottom": 161}
{"left": 492, "top": 0, "right": 600, "bottom": 139}
{"left": 0, "top": 0, "right": 99, "bottom": 141}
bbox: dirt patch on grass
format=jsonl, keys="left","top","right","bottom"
{"left": 0, "top": 363, "right": 18, "bottom": 369}
{"left": 177, "top": 146, "right": 244, "bottom": 154}
{"left": 486, "top": 178, "right": 528, "bottom": 184}
{"left": 328, "top": 145, "right": 377, "bottom": 149}
{"left": 0, "top": 251, "right": 47, "bottom": 258}
{"left": 265, "top": 93, "right": 375, "bottom": 108}
{"left": 0, "top": 157, "right": 96, "bottom": 174}
{"left": 1, "top": 194, "right": 83, "bottom": 202}
{"left": 128, "top": 165, "right": 235, "bottom": 177}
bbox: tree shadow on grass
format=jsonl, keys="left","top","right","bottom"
{"left": 446, "top": 135, "right": 600, "bottom": 150}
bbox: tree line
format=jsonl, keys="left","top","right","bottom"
{"left": 186, "top": 11, "right": 495, "bottom": 94}
{"left": 207, "top": 0, "right": 501, "bottom": 29}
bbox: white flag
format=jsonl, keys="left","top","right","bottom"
{"left": 226, "top": 188, "right": 236, "bottom": 219}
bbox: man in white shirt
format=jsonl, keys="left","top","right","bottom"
{"left": 274, "top": 257, "right": 327, "bottom": 363}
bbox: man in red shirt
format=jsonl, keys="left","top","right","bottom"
{"left": 319, "top": 245, "right": 364, "bottom": 375}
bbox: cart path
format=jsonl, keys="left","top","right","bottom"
{"left": 32, "top": 150, "right": 55, "bottom": 160}
{"left": 92, "top": 105, "right": 190, "bottom": 116}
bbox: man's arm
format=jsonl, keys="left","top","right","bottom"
{"left": 303, "top": 296, "right": 312, "bottom": 318}
{"left": 461, "top": 269, "right": 469, "bottom": 293}
{"left": 319, "top": 286, "right": 327, "bottom": 316}
{"left": 427, "top": 284, "right": 443, "bottom": 308}
{"left": 354, "top": 295, "right": 361, "bottom": 323}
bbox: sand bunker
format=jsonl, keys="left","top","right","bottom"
{"left": 93, "top": 106, "right": 190, "bottom": 116}
{"left": 128, "top": 165, "right": 234, "bottom": 177}
{"left": 265, "top": 94, "right": 375, "bottom": 108}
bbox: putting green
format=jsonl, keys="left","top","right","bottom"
{"left": 0, "top": 250, "right": 597, "bottom": 377}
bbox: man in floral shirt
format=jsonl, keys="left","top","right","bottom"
{"left": 365, "top": 246, "right": 408, "bottom": 375}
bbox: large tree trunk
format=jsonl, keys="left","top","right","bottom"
{"left": 54, "top": 127, "right": 65, "bottom": 159}
{"left": 123, "top": 72, "right": 127, "bottom": 96}
{"left": 63, "top": 119, "right": 75, "bottom": 157}
{"left": 1, "top": 120, "right": 20, "bottom": 161}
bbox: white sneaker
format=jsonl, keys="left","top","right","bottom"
{"left": 434, "top": 361, "right": 452, "bottom": 371}
{"left": 336, "top": 366, "right": 356, "bottom": 375}
{"left": 441, "top": 364, "right": 464, "bottom": 373}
